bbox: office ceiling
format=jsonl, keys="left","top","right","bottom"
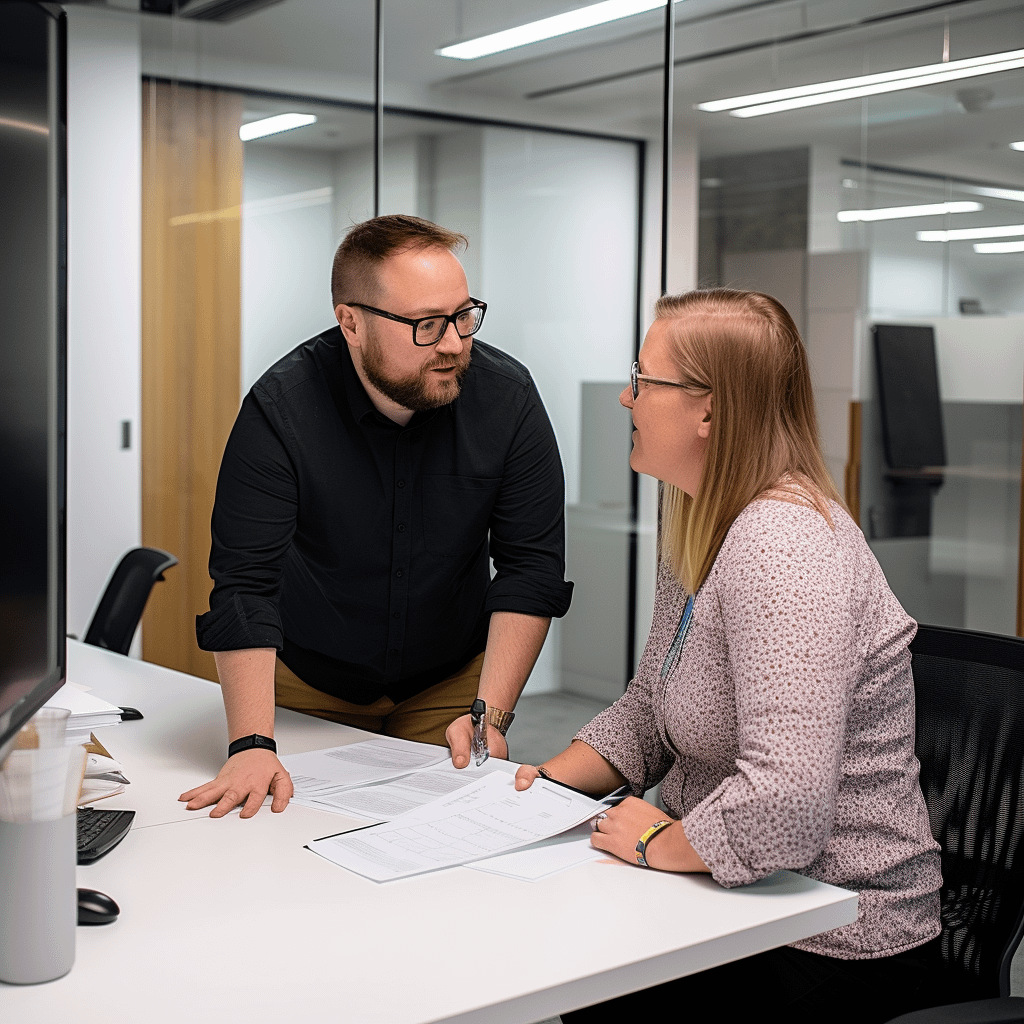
{"left": 134, "top": 0, "right": 1024, "bottom": 184}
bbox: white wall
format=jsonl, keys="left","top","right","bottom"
{"left": 65, "top": 8, "right": 142, "bottom": 651}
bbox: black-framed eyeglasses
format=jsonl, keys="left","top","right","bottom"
{"left": 630, "top": 361, "right": 703, "bottom": 401}
{"left": 346, "top": 298, "right": 487, "bottom": 347}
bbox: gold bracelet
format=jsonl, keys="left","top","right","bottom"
{"left": 635, "top": 820, "right": 673, "bottom": 867}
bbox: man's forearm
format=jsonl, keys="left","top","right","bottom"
{"left": 476, "top": 611, "right": 550, "bottom": 711}
{"left": 213, "top": 648, "right": 278, "bottom": 742}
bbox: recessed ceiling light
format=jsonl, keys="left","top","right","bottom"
{"left": 973, "top": 240, "right": 1024, "bottom": 252}
{"left": 1011, "top": 141, "right": 1024, "bottom": 151}
{"left": 917, "top": 223, "right": 1024, "bottom": 241}
{"left": 436, "top": 0, "right": 678, "bottom": 61}
{"left": 698, "top": 47, "right": 1024, "bottom": 118}
{"left": 837, "top": 201, "right": 982, "bottom": 223}
{"left": 239, "top": 113, "right": 317, "bottom": 142}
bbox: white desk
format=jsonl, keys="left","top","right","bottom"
{"left": 1, "top": 642, "right": 857, "bottom": 1023}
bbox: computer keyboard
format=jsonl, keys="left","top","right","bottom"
{"left": 77, "top": 807, "right": 136, "bottom": 864}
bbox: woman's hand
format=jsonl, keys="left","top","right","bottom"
{"left": 590, "top": 796, "right": 669, "bottom": 864}
{"left": 591, "top": 797, "right": 711, "bottom": 873}
{"left": 514, "top": 764, "right": 542, "bottom": 790}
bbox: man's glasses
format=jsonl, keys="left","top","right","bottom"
{"left": 347, "top": 299, "right": 487, "bottom": 347}
{"left": 630, "top": 361, "right": 704, "bottom": 400}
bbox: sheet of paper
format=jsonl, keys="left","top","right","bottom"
{"left": 468, "top": 823, "right": 605, "bottom": 882}
{"left": 307, "top": 772, "right": 604, "bottom": 882}
{"left": 302, "top": 760, "right": 517, "bottom": 819}
{"left": 280, "top": 737, "right": 449, "bottom": 801}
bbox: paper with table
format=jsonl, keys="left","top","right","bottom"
{"left": 307, "top": 771, "right": 605, "bottom": 882}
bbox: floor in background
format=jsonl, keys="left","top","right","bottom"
{"left": 508, "top": 691, "right": 612, "bottom": 768}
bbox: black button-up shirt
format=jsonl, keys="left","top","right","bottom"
{"left": 196, "top": 326, "right": 573, "bottom": 705}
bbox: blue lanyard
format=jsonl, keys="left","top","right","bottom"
{"left": 660, "top": 592, "right": 695, "bottom": 681}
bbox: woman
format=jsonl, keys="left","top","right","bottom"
{"left": 516, "top": 290, "right": 943, "bottom": 1023}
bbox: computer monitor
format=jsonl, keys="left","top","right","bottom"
{"left": 0, "top": 2, "right": 67, "bottom": 760}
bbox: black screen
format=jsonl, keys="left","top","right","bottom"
{"left": 0, "top": 2, "right": 66, "bottom": 755}
{"left": 873, "top": 324, "right": 947, "bottom": 470}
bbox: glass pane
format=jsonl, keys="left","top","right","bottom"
{"left": 688, "top": 1, "right": 1024, "bottom": 637}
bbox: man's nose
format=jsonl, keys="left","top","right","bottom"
{"left": 619, "top": 384, "right": 633, "bottom": 409}
{"left": 435, "top": 320, "right": 465, "bottom": 354}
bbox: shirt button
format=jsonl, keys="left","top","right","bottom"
{"left": 390, "top": 648, "right": 398, "bottom": 654}
{"left": 397, "top": 480, "right": 405, "bottom": 488}
{"left": 393, "top": 612, "right": 400, "bottom": 619}
{"left": 396, "top": 569, "right": 404, "bottom": 578}
{"left": 397, "top": 524, "right": 406, "bottom": 532}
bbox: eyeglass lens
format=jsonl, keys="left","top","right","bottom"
{"left": 416, "top": 305, "right": 485, "bottom": 345}
{"left": 630, "top": 361, "right": 639, "bottom": 400}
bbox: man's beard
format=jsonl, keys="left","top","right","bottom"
{"left": 361, "top": 328, "right": 470, "bottom": 411}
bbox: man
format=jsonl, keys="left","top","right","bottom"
{"left": 181, "top": 215, "right": 572, "bottom": 819}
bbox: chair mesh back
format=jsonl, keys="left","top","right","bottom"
{"left": 911, "top": 625, "right": 1024, "bottom": 1000}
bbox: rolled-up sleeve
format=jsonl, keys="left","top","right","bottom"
{"left": 195, "top": 390, "right": 298, "bottom": 652}
{"left": 485, "top": 383, "right": 573, "bottom": 619}
{"left": 682, "top": 519, "right": 856, "bottom": 887}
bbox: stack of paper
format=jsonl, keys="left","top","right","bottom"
{"left": 308, "top": 772, "right": 604, "bottom": 882}
{"left": 44, "top": 684, "right": 121, "bottom": 744}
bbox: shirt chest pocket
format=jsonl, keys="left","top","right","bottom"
{"left": 421, "top": 475, "right": 501, "bottom": 555}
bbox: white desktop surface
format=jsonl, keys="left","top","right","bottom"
{"left": 1, "top": 642, "right": 858, "bottom": 1023}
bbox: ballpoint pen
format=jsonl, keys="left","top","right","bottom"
{"left": 470, "top": 698, "right": 489, "bottom": 766}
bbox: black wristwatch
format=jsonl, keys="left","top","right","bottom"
{"left": 228, "top": 733, "right": 277, "bottom": 758}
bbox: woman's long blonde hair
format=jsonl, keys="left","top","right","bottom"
{"left": 657, "top": 289, "right": 843, "bottom": 593}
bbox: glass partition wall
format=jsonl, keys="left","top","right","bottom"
{"left": 687, "top": 0, "right": 1024, "bottom": 638}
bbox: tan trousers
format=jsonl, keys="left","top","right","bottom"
{"left": 274, "top": 652, "right": 484, "bottom": 747}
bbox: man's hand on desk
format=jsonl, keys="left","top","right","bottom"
{"left": 446, "top": 717, "right": 508, "bottom": 768}
{"left": 178, "top": 749, "right": 293, "bottom": 818}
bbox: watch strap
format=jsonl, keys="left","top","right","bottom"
{"left": 635, "top": 820, "right": 673, "bottom": 867}
{"left": 228, "top": 733, "right": 277, "bottom": 758}
{"left": 486, "top": 707, "right": 515, "bottom": 736}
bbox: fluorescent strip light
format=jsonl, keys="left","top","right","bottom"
{"left": 239, "top": 113, "right": 317, "bottom": 142}
{"left": 917, "top": 224, "right": 1024, "bottom": 241}
{"left": 697, "top": 47, "right": 1024, "bottom": 117}
{"left": 837, "top": 201, "right": 982, "bottom": 223}
{"left": 1011, "top": 141, "right": 1024, "bottom": 151}
{"left": 436, "top": 0, "right": 674, "bottom": 60}
{"left": 973, "top": 240, "right": 1024, "bottom": 253}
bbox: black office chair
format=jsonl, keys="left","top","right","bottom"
{"left": 82, "top": 547, "right": 178, "bottom": 656}
{"left": 887, "top": 624, "right": 1024, "bottom": 1023}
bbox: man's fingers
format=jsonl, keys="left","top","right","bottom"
{"left": 210, "top": 788, "right": 244, "bottom": 819}
{"left": 239, "top": 787, "right": 267, "bottom": 819}
{"left": 269, "top": 771, "right": 293, "bottom": 813}
{"left": 514, "top": 765, "right": 540, "bottom": 791}
{"left": 447, "top": 715, "right": 472, "bottom": 769}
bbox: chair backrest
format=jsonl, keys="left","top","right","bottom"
{"left": 83, "top": 548, "right": 178, "bottom": 657}
{"left": 911, "top": 623, "right": 1024, "bottom": 1001}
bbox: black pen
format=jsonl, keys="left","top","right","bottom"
{"left": 470, "top": 698, "right": 489, "bottom": 766}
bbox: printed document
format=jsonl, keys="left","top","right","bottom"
{"left": 280, "top": 738, "right": 448, "bottom": 802}
{"left": 302, "top": 760, "right": 517, "bottom": 819}
{"left": 469, "top": 823, "right": 605, "bottom": 882}
{"left": 307, "top": 771, "right": 604, "bottom": 882}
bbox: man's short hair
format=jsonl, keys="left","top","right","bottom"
{"left": 331, "top": 215, "right": 468, "bottom": 308}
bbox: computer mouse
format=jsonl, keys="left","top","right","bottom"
{"left": 77, "top": 887, "right": 120, "bottom": 926}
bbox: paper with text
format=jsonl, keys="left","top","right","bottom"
{"left": 303, "top": 760, "right": 517, "bottom": 819}
{"left": 281, "top": 738, "right": 449, "bottom": 802}
{"left": 468, "top": 823, "right": 606, "bottom": 882}
{"left": 307, "top": 772, "right": 604, "bottom": 882}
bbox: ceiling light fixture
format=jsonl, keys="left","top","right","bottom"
{"left": 837, "top": 201, "right": 982, "bottom": 223}
{"left": 436, "top": 0, "right": 678, "bottom": 61}
{"left": 239, "top": 113, "right": 317, "bottom": 142}
{"left": 1011, "top": 141, "right": 1024, "bottom": 151}
{"left": 973, "top": 240, "right": 1024, "bottom": 252}
{"left": 917, "top": 224, "right": 1024, "bottom": 241}
{"left": 698, "top": 47, "right": 1024, "bottom": 118}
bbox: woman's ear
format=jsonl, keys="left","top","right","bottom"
{"left": 697, "top": 394, "right": 712, "bottom": 438}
